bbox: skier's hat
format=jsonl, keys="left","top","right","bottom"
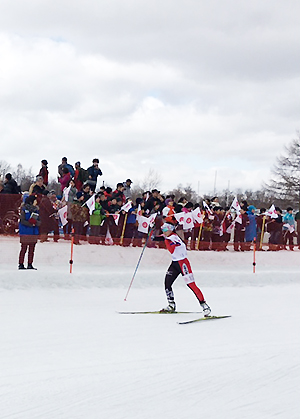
{"left": 161, "top": 223, "right": 175, "bottom": 232}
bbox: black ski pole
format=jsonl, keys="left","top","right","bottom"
{"left": 124, "top": 227, "right": 154, "bottom": 301}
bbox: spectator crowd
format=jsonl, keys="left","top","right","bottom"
{"left": 1, "top": 157, "right": 300, "bottom": 253}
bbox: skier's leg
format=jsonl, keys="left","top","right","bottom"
{"left": 178, "top": 258, "right": 211, "bottom": 315}
{"left": 177, "top": 258, "right": 205, "bottom": 302}
{"left": 163, "top": 262, "right": 181, "bottom": 310}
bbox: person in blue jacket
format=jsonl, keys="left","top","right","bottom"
{"left": 283, "top": 207, "right": 296, "bottom": 250}
{"left": 245, "top": 205, "right": 257, "bottom": 250}
{"left": 87, "top": 158, "right": 103, "bottom": 191}
{"left": 18, "top": 195, "right": 41, "bottom": 270}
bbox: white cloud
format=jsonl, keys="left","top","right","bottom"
{"left": 0, "top": 0, "right": 299, "bottom": 196}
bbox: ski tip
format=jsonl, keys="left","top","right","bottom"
{"left": 178, "top": 315, "right": 231, "bottom": 325}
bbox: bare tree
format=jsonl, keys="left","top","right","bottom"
{"left": 131, "top": 169, "right": 162, "bottom": 203}
{"left": 167, "top": 184, "right": 200, "bottom": 203}
{"left": 0, "top": 160, "right": 11, "bottom": 181}
{"left": 265, "top": 134, "right": 300, "bottom": 207}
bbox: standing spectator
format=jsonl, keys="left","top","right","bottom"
{"left": 266, "top": 207, "right": 283, "bottom": 251}
{"left": 256, "top": 208, "right": 266, "bottom": 250}
{"left": 283, "top": 207, "right": 296, "bottom": 251}
{"left": 211, "top": 206, "right": 222, "bottom": 251}
{"left": 144, "top": 189, "right": 160, "bottom": 214}
{"left": 107, "top": 197, "right": 121, "bottom": 242}
{"left": 233, "top": 208, "right": 249, "bottom": 251}
{"left": 29, "top": 176, "right": 47, "bottom": 196}
{"left": 58, "top": 157, "right": 74, "bottom": 178}
{"left": 74, "top": 162, "right": 88, "bottom": 191}
{"left": 87, "top": 158, "right": 103, "bottom": 191}
{"left": 123, "top": 200, "right": 140, "bottom": 246}
{"left": 61, "top": 179, "right": 77, "bottom": 239}
{"left": 245, "top": 205, "right": 257, "bottom": 250}
{"left": 39, "top": 192, "right": 60, "bottom": 242}
{"left": 211, "top": 197, "right": 220, "bottom": 209}
{"left": 89, "top": 195, "right": 106, "bottom": 244}
{"left": 70, "top": 192, "right": 89, "bottom": 245}
{"left": 58, "top": 168, "right": 71, "bottom": 192}
{"left": 182, "top": 202, "right": 194, "bottom": 247}
{"left": 222, "top": 207, "right": 233, "bottom": 251}
{"left": 295, "top": 209, "right": 300, "bottom": 249}
{"left": 3, "top": 173, "right": 20, "bottom": 194}
{"left": 201, "top": 210, "right": 213, "bottom": 250}
{"left": 18, "top": 195, "right": 40, "bottom": 269}
{"left": 38, "top": 160, "right": 49, "bottom": 186}
{"left": 112, "top": 183, "right": 126, "bottom": 204}
{"left": 123, "top": 179, "right": 133, "bottom": 200}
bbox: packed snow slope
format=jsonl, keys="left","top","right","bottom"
{"left": 0, "top": 237, "right": 299, "bottom": 419}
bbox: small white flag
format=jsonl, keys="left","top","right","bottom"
{"left": 183, "top": 212, "right": 194, "bottom": 230}
{"left": 174, "top": 212, "right": 186, "bottom": 225}
{"left": 266, "top": 204, "right": 278, "bottom": 219}
{"left": 283, "top": 223, "right": 294, "bottom": 233}
{"left": 121, "top": 200, "right": 132, "bottom": 212}
{"left": 235, "top": 212, "right": 243, "bottom": 224}
{"left": 231, "top": 197, "right": 242, "bottom": 212}
{"left": 226, "top": 220, "right": 236, "bottom": 234}
{"left": 63, "top": 184, "right": 71, "bottom": 202}
{"left": 148, "top": 213, "right": 157, "bottom": 227}
{"left": 136, "top": 204, "right": 143, "bottom": 221}
{"left": 192, "top": 207, "right": 203, "bottom": 224}
{"left": 58, "top": 205, "right": 68, "bottom": 226}
{"left": 138, "top": 216, "right": 151, "bottom": 233}
{"left": 203, "top": 200, "right": 213, "bottom": 214}
{"left": 112, "top": 214, "right": 120, "bottom": 225}
{"left": 85, "top": 194, "right": 96, "bottom": 215}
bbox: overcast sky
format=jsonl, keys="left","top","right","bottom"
{"left": 0, "top": 0, "right": 299, "bottom": 196}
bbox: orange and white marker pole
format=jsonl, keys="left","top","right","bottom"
{"left": 70, "top": 228, "right": 74, "bottom": 273}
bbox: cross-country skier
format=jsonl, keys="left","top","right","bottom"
{"left": 153, "top": 222, "right": 211, "bottom": 315}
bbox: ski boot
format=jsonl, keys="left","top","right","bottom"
{"left": 160, "top": 301, "right": 176, "bottom": 313}
{"left": 200, "top": 302, "right": 211, "bottom": 317}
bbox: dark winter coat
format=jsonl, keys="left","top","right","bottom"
{"left": 87, "top": 165, "right": 102, "bottom": 181}
{"left": 3, "top": 179, "right": 20, "bottom": 194}
{"left": 19, "top": 203, "right": 40, "bottom": 243}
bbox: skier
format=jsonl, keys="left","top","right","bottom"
{"left": 153, "top": 222, "right": 211, "bottom": 316}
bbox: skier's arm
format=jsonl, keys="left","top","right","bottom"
{"left": 152, "top": 235, "right": 164, "bottom": 242}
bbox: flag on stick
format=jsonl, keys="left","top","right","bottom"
{"left": 85, "top": 195, "right": 96, "bottom": 215}
{"left": 58, "top": 205, "right": 68, "bottom": 226}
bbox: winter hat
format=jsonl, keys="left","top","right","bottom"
{"left": 76, "top": 191, "right": 84, "bottom": 199}
{"left": 41, "top": 159, "right": 48, "bottom": 165}
{"left": 248, "top": 205, "right": 256, "bottom": 212}
{"left": 25, "top": 195, "right": 36, "bottom": 205}
{"left": 161, "top": 223, "right": 175, "bottom": 232}
{"left": 185, "top": 202, "right": 194, "bottom": 209}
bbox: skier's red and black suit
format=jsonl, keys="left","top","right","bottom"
{"left": 154, "top": 233, "right": 205, "bottom": 304}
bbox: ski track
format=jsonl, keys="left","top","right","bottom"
{"left": 0, "top": 239, "right": 300, "bottom": 418}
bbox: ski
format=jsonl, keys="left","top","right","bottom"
{"left": 118, "top": 311, "right": 201, "bottom": 315}
{"left": 178, "top": 315, "right": 231, "bottom": 325}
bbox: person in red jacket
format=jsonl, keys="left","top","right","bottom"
{"left": 153, "top": 223, "right": 211, "bottom": 315}
{"left": 38, "top": 160, "right": 49, "bottom": 186}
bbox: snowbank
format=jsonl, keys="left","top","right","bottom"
{"left": 1, "top": 236, "right": 299, "bottom": 289}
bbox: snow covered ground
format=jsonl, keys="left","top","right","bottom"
{"left": 1, "top": 237, "right": 300, "bottom": 419}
